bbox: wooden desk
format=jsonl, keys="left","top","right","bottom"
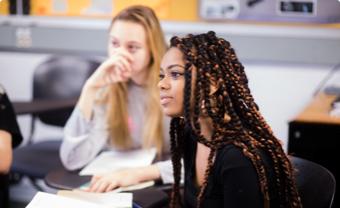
{"left": 288, "top": 93, "right": 339, "bottom": 208}
{"left": 44, "top": 168, "right": 170, "bottom": 208}
{"left": 12, "top": 99, "right": 77, "bottom": 115}
{"left": 293, "top": 93, "right": 340, "bottom": 125}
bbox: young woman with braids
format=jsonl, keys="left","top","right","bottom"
{"left": 158, "top": 31, "right": 302, "bottom": 208}
{"left": 60, "top": 6, "right": 175, "bottom": 193}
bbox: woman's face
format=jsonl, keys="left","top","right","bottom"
{"left": 108, "top": 20, "right": 151, "bottom": 84}
{"left": 158, "top": 47, "right": 186, "bottom": 117}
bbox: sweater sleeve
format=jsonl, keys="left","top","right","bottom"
{"left": 155, "top": 159, "right": 184, "bottom": 184}
{"left": 60, "top": 105, "right": 108, "bottom": 170}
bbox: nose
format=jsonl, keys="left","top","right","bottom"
{"left": 158, "top": 76, "right": 170, "bottom": 90}
{"left": 109, "top": 46, "right": 129, "bottom": 57}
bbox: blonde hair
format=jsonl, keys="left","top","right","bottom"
{"left": 101, "top": 5, "right": 167, "bottom": 153}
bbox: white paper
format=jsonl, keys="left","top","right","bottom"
{"left": 26, "top": 192, "right": 106, "bottom": 208}
{"left": 79, "top": 180, "right": 155, "bottom": 193}
{"left": 58, "top": 190, "right": 133, "bottom": 208}
{"left": 80, "top": 148, "right": 156, "bottom": 176}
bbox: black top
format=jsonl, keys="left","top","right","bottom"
{"left": 0, "top": 85, "right": 23, "bottom": 148}
{"left": 183, "top": 130, "right": 279, "bottom": 208}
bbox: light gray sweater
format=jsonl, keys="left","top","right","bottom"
{"left": 60, "top": 83, "right": 175, "bottom": 184}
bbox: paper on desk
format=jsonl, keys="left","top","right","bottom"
{"left": 79, "top": 148, "right": 156, "bottom": 176}
{"left": 26, "top": 192, "right": 107, "bottom": 208}
{"left": 78, "top": 180, "right": 155, "bottom": 193}
{"left": 58, "top": 190, "right": 133, "bottom": 208}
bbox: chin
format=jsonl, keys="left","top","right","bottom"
{"left": 162, "top": 108, "right": 181, "bottom": 118}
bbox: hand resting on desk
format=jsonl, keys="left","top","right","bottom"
{"left": 86, "top": 164, "right": 161, "bottom": 193}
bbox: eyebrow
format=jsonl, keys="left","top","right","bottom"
{"left": 109, "top": 36, "right": 143, "bottom": 45}
{"left": 161, "top": 64, "right": 185, "bottom": 72}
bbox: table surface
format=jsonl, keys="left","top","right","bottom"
{"left": 45, "top": 168, "right": 90, "bottom": 190}
{"left": 12, "top": 98, "right": 77, "bottom": 115}
{"left": 293, "top": 93, "right": 340, "bottom": 125}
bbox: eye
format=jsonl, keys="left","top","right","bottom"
{"left": 127, "top": 45, "right": 140, "bottom": 53}
{"left": 111, "top": 40, "right": 119, "bottom": 48}
{"left": 159, "top": 73, "right": 165, "bottom": 80}
{"left": 170, "top": 71, "right": 184, "bottom": 79}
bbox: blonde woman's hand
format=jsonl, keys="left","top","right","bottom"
{"left": 87, "top": 168, "right": 141, "bottom": 193}
{"left": 85, "top": 51, "right": 133, "bottom": 89}
{"left": 86, "top": 165, "right": 160, "bottom": 193}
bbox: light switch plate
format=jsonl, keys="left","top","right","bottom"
{"left": 200, "top": 0, "right": 241, "bottom": 20}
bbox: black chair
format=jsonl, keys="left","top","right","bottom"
{"left": 291, "top": 156, "right": 336, "bottom": 208}
{"left": 10, "top": 55, "right": 100, "bottom": 191}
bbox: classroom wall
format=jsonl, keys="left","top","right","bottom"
{"left": 30, "top": 0, "right": 197, "bottom": 20}
{"left": 1, "top": 6, "right": 338, "bottom": 150}
{"left": 0, "top": 51, "right": 333, "bottom": 151}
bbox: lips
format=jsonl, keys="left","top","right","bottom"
{"left": 160, "top": 96, "right": 173, "bottom": 105}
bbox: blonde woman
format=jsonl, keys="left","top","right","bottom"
{"left": 60, "top": 5, "right": 172, "bottom": 193}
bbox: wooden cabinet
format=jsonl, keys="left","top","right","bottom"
{"left": 288, "top": 93, "right": 340, "bottom": 207}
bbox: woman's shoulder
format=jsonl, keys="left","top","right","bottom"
{"left": 216, "top": 143, "right": 258, "bottom": 170}
{"left": 0, "top": 85, "right": 9, "bottom": 106}
{"left": 216, "top": 142, "right": 274, "bottom": 172}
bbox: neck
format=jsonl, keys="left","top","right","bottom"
{"left": 131, "top": 68, "right": 149, "bottom": 86}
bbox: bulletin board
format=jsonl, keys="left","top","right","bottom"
{"left": 30, "top": 0, "right": 98, "bottom": 17}
{"left": 30, "top": 0, "right": 198, "bottom": 21}
{"left": 0, "top": 0, "right": 9, "bottom": 15}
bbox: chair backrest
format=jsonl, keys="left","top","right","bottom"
{"left": 32, "top": 55, "right": 100, "bottom": 127}
{"left": 291, "top": 156, "right": 336, "bottom": 208}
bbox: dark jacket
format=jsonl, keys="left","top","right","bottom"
{"left": 0, "top": 85, "right": 23, "bottom": 208}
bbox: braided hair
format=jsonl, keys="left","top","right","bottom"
{"left": 169, "top": 31, "right": 301, "bottom": 208}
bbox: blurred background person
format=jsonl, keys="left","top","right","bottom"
{"left": 0, "top": 84, "right": 23, "bottom": 207}
{"left": 60, "top": 5, "right": 175, "bottom": 193}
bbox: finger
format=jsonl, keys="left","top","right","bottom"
{"left": 112, "top": 59, "right": 131, "bottom": 80}
{"left": 111, "top": 62, "right": 126, "bottom": 81}
{"left": 95, "top": 180, "right": 110, "bottom": 193}
{"left": 90, "top": 179, "right": 108, "bottom": 193}
{"left": 107, "top": 64, "right": 127, "bottom": 84}
{"left": 114, "top": 61, "right": 126, "bottom": 75}
{"left": 105, "top": 181, "right": 119, "bottom": 192}
{"left": 89, "top": 180, "right": 100, "bottom": 192}
{"left": 108, "top": 68, "right": 124, "bottom": 83}
{"left": 106, "top": 72, "right": 117, "bottom": 85}
{"left": 117, "top": 50, "right": 134, "bottom": 63}
{"left": 118, "top": 57, "right": 132, "bottom": 73}
{"left": 115, "top": 60, "right": 131, "bottom": 79}
{"left": 82, "top": 187, "right": 91, "bottom": 192}
{"left": 90, "top": 175, "right": 101, "bottom": 187}
{"left": 104, "top": 57, "right": 124, "bottom": 73}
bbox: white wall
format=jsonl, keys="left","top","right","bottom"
{"left": 0, "top": 51, "right": 333, "bottom": 150}
{"left": 245, "top": 62, "right": 332, "bottom": 150}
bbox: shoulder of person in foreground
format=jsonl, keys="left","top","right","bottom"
{"left": 0, "top": 84, "right": 23, "bottom": 148}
